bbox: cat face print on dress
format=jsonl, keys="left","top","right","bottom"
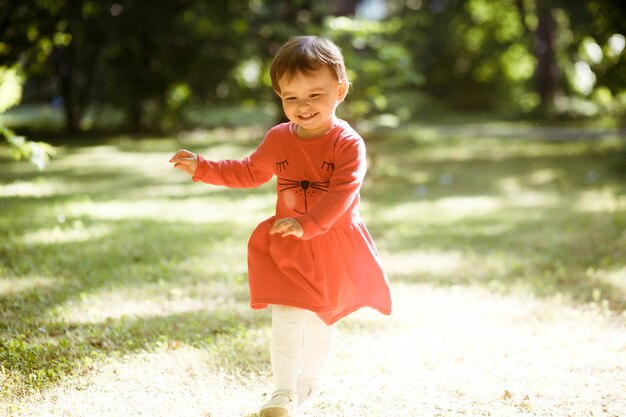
{"left": 277, "top": 159, "right": 334, "bottom": 214}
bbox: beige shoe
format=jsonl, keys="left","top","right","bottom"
{"left": 259, "top": 389, "right": 297, "bottom": 417}
{"left": 296, "top": 376, "right": 321, "bottom": 407}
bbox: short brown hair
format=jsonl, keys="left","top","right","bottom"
{"left": 270, "top": 36, "right": 349, "bottom": 94}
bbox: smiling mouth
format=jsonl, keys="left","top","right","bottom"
{"left": 298, "top": 113, "right": 318, "bottom": 121}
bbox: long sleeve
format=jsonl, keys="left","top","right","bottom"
{"left": 243, "top": 121, "right": 391, "bottom": 325}
{"left": 296, "top": 136, "right": 365, "bottom": 239}
{"left": 192, "top": 138, "right": 274, "bottom": 188}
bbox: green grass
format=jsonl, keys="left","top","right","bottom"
{"left": 1, "top": 120, "right": 625, "bottom": 414}
{"left": 361, "top": 122, "right": 626, "bottom": 309}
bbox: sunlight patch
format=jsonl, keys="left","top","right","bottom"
{"left": 435, "top": 196, "right": 502, "bottom": 213}
{"left": 334, "top": 283, "right": 626, "bottom": 416}
{"left": 56, "top": 296, "right": 209, "bottom": 324}
{"left": 507, "top": 190, "right": 559, "bottom": 207}
{"left": 0, "top": 275, "right": 57, "bottom": 295}
{"left": 498, "top": 176, "right": 560, "bottom": 207}
{"left": 0, "top": 179, "right": 58, "bottom": 197}
{"left": 594, "top": 267, "right": 626, "bottom": 294}
{"left": 64, "top": 195, "right": 274, "bottom": 224}
{"left": 576, "top": 189, "right": 621, "bottom": 212}
{"left": 54, "top": 283, "right": 247, "bottom": 324}
{"left": 379, "top": 196, "right": 501, "bottom": 223}
{"left": 18, "top": 223, "right": 111, "bottom": 245}
{"left": 529, "top": 168, "right": 559, "bottom": 185}
{"left": 16, "top": 348, "right": 266, "bottom": 417}
{"left": 382, "top": 250, "right": 466, "bottom": 278}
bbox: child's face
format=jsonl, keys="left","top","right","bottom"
{"left": 277, "top": 67, "right": 348, "bottom": 138}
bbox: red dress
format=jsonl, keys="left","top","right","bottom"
{"left": 192, "top": 120, "right": 392, "bottom": 325}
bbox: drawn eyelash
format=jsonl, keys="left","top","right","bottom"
{"left": 321, "top": 161, "right": 335, "bottom": 172}
{"left": 276, "top": 159, "right": 289, "bottom": 172}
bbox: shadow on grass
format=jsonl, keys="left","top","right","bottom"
{"left": 363, "top": 137, "right": 626, "bottom": 311}
{"left": 0, "top": 212, "right": 269, "bottom": 397}
{"left": 0, "top": 307, "right": 270, "bottom": 398}
{"left": 1, "top": 124, "right": 625, "bottom": 401}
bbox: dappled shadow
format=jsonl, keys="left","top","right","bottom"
{"left": 0, "top": 303, "right": 271, "bottom": 397}
{"left": 364, "top": 148, "right": 623, "bottom": 205}
{"left": 0, "top": 127, "right": 270, "bottom": 187}
{"left": 0, "top": 132, "right": 278, "bottom": 397}
{"left": 375, "top": 122, "right": 626, "bottom": 142}
{"left": 1, "top": 216, "right": 244, "bottom": 313}
{"left": 362, "top": 135, "right": 626, "bottom": 312}
{"left": 0, "top": 209, "right": 263, "bottom": 394}
{"left": 2, "top": 124, "right": 625, "bottom": 402}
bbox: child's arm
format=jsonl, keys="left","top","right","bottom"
{"left": 296, "top": 135, "right": 366, "bottom": 239}
{"left": 191, "top": 154, "right": 273, "bottom": 188}
{"left": 169, "top": 136, "right": 274, "bottom": 188}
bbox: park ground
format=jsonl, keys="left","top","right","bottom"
{"left": 1, "top": 118, "right": 626, "bottom": 416}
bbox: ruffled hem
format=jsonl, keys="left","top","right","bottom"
{"left": 249, "top": 298, "right": 391, "bottom": 325}
{"left": 246, "top": 216, "right": 392, "bottom": 325}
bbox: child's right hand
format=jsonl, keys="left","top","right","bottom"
{"left": 169, "top": 149, "right": 198, "bottom": 176}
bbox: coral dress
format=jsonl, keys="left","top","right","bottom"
{"left": 192, "top": 120, "right": 392, "bottom": 325}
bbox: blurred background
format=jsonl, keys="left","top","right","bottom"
{"left": 0, "top": 0, "right": 624, "bottom": 141}
{"left": 2, "top": 3, "right": 626, "bottom": 412}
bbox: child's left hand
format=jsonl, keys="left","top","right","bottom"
{"left": 269, "top": 217, "right": 304, "bottom": 238}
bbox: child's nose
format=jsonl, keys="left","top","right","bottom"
{"left": 296, "top": 98, "right": 312, "bottom": 108}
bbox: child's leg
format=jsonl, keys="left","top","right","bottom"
{"left": 297, "top": 311, "right": 336, "bottom": 404}
{"left": 300, "top": 310, "right": 336, "bottom": 379}
{"left": 270, "top": 305, "right": 307, "bottom": 391}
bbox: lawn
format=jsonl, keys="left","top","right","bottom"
{"left": 1, "top": 120, "right": 625, "bottom": 416}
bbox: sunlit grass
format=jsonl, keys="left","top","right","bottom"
{"left": 0, "top": 276, "right": 57, "bottom": 295}
{"left": 1, "top": 122, "right": 625, "bottom": 416}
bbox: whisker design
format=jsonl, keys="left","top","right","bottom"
{"left": 279, "top": 178, "right": 330, "bottom": 214}
{"left": 278, "top": 178, "right": 301, "bottom": 191}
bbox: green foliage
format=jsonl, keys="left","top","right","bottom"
{"left": 0, "top": 64, "right": 55, "bottom": 169}
{"left": 323, "top": 16, "right": 423, "bottom": 122}
{"left": 0, "top": 123, "right": 55, "bottom": 170}
{"left": 0, "top": 0, "right": 624, "bottom": 132}
{"left": 412, "top": 0, "right": 535, "bottom": 110}
{"left": 0, "top": 66, "right": 23, "bottom": 113}
{"left": 0, "top": 0, "right": 255, "bottom": 132}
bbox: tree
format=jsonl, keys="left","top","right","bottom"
{"left": 2, "top": 0, "right": 623, "bottom": 132}
{"left": 516, "top": 0, "right": 626, "bottom": 115}
{"left": 531, "top": 0, "right": 559, "bottom": 113}
{"left": 389, "top": 0, "right": 625, "bottom": 118}
{"left": 0, "top": 0, "right": 83, "bottom": 133}
{"left": 102, "top": 0, "right": 254, "bottom": 131}
{"left": 0, "top": 0, "right": 253, "bottom": 133}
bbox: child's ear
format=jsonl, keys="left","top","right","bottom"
{"left": 337, "top": 81, "right": 348, "bottom": 102}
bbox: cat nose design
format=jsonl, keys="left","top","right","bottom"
{"left": 278, "top": 178, "right": 330, "bottom": 214}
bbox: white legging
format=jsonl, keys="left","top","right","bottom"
{"left": 270, "top": 305, "right": 336, "bottom": 391}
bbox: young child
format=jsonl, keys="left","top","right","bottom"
{"left": 170, "top": 36, "right": 392, "bottom": 417}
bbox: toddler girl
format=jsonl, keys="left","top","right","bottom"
{"left": 170, "top": 36, "right": 392, "bottom": 417}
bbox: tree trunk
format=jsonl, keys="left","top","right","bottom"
{"left": 334, "top": 0, "right": 360, "bottom": 16}
{"left": 534, "top": 1, "right": 558, "bottom": 114}
{"left": 53, "top": 45, "right": 80, "bottom": 135}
